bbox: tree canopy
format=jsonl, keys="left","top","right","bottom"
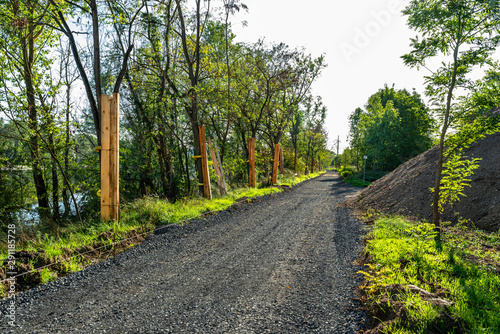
{"left": 0, "top": 0, "right": 329, "bottom": 230}
{"left": 348, "top": 85, "right": 434, "bottom": 171}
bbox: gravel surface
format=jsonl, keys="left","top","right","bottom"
{"left": 0, "top": 171, "right": 368, "bottom": 333}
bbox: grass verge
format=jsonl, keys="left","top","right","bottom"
{"left": 334, "top": 166, "right": 387, "bottom": 188}
{"left": 275, "top": 171, "right": 325, "bottom": 187}
{"left": 359, "top": 215, "right": 500, "bottom": 333}
{"left": 0, "top": 172, "right": 324, "bottom": 298}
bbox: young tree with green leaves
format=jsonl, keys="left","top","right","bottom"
{"left": 297, "top": 96, "right": 327, "bottom": 174}
{"left": 402, "top": 0, "right": 500, "bottom": 240}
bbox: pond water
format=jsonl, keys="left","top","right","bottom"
{"left": 14, "top": 193, "right": 86, "bottom": 223}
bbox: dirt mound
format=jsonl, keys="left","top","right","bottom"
{"left": 345, "top": 132, "right": 500, "bottom": 232}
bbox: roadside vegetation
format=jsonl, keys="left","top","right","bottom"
{"left": 359, "top": 215, "right": 500, "bottom": 333}
{"left": 346, "top": 2, "right": 500, "bottom": 330}
{"left": 0, "top": 171, "right": 324, "bottom": 298}
{"left": 334, "top": 166, "right": 387, "bottom": 188}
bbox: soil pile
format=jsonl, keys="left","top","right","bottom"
{"left": 346, "top": 131, "right": 500, "bottom": 232}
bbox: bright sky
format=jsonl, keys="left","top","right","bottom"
{"left": 229, "top": 0, "right": 428, "bottom": 152}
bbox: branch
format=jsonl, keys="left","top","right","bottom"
{"left": 49, "top": 0, "right": 99, "bottom": 144}
{"left": 113, "top": 44, "right": 134, "bottom": 94}
{"left": 64, "top": 0, "right": 90, "bottom": 14}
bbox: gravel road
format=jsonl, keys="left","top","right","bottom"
{"left": 0, "top": 171, "right": 368, "bottom": 333}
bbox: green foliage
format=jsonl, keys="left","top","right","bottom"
{"left": 338, "top": 165, "right": 355, "bottom": 179}
{"left": 276, "top": 171, "right": 325, "bottom": 187}
{"left": 362, "top": 216, "right": 500, "bottom": 333}
{"left": 39, "top": 268, "right": 57, "bottom": 285}
{"left": 347, "top": 178, "right": 371, "bottom": 188}
{"left": 0, "top": 0, "right": 328, "bottom": 231}
{"left": 348, "top": 86, "right": 434, "bottom": 172}
{"left": 433, "top": 154, "right": 481, "bottom": 214}
{"left": 432, "top": 68, "right": 500, "bottom": 216}
{"left": 355, "top": 171, "right": 388, "bottom": 183}
{"left": 0, "top": 126, "right": 34, "bottom": 229}
{"left": 337, "top": 166, "right": 386, "bottom": 188}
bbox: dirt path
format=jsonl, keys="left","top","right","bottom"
{"left": 0, "top": 172, "right": 367, "bottom": 333}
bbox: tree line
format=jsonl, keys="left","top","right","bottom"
{"left": 347, "top": 85, "right": 434, "bottom": 172}
{"left": 0, "top": 0, "right": 330, "bottom": 228}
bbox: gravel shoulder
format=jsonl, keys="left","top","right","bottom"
{"left": 0, "top": 171, "right": 368, "bottom": 333}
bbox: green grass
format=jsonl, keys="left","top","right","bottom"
{"left": 346, "top": 171, "right": 388, "bottom": 188}
{"left": 276, "top": 171, "right": 325, "bottom": 187}
{"left": 346, "top": 177, "right": 371, "bottom": 187}
{"left": 361, "top": 216, "right": 500, "bottom": 333}
{"left": 120, "top": 186, "right": 281, "bottom": 227}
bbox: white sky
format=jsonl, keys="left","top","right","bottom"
{"left": 229, "top": 0, "right": 428, "bottom": 151}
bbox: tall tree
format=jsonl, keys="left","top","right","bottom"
{"left": 0, "top": 0, "right": 57, "bottom": 217}
{"left": 49, "top": 0, "right": 138, "bottom": 146}
{"left": 348, "top": 107, "right": 364, "bottom": 171}
{"left": 348, "top": 86, "right": 433, "bottom": 172}
{"left": 260, "top": 44, "right": 326, "bottom": 178}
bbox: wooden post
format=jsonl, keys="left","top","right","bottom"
{"left": 100, "top": 95, "right": 111, "bottom": 221}
{"left": 110, "top": 94, "right": 120, "bottom": 220}
{"left": 208, "top": 138, "right": 227, "bottom": 195}
{"left": 100, "top": 94, "right": 120, "bottom": 221}
{"left": 279, "top": 147, "right": 284, "bottom": 174}
{"left": 199, "top": 125, "right": 212, "bottom": 199}
{"left": 214, "top": 140, "right": 227, "bottom": 195}
{"left": 272, "top": 143, "right": 280, "bottom": 184}
{"left": 248, "top": 137, "right": 256, "bottom": 188}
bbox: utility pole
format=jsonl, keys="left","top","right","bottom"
{"left": 336, "top": 135, "right": 340, "bottom": 168}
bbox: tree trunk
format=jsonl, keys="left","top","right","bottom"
{"left": 305, "top": 154, "right": 309, "bottom": 175}
{"left": 293, "top": 142, "right": 298, "bottom": 174}
{"left": 188, "top": 102, "right": 204, "bottom": 197}
{"left": 62, "top": 85, "right": 71, "bottom": 215}
{"left": 432, "top": 46, "right": 459, "bottom": 243}
{"left": 176, "top": 0, "right": 208, "bottom": 197}
{"left": 157, "top": 141, "right": 169, "bottom": 199}
{"left": 49, "top": 132, "right": 60, "bottom": 221}
{"left": 183, "top": 144, "right": 191, "bottom": 195}
{"left": 91, "top": 0, "right": 102, "bottom": 137}
{"left": 22, "top": 16, "right": 50, "bottom": 217}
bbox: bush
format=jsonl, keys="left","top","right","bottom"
{"left": 352, "top": 171, "right": 388, "bottom": 182}
{"left": 348, "top": 178, "right": 370, "bottom": 187}
{"left": 338, "top": 165, "right": 355, "bottom": 179}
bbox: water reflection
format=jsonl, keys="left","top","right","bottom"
{"left": 14, "top": 193, "right": 86, "bottom": 223}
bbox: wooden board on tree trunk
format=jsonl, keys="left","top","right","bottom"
{"left": 208, "top": 138, "right": 227, "bottom": 195}
{"left": 100, "top": 94, "right": 120, "bottom": 221}
{"left": 199, "top": 126, "right": 212, "bottom": 200}
{"left": 272, "top": 143, "right": 280, "bottom": 184}
{"left": 248, "top": 137, "right": 256, "bottom": 188}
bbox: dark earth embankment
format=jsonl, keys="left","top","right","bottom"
{"left": 346, "top": 132, "right": 500, "bottom": 232}
{"left": 0, "top": 172, "right": 368, "bottom": 333}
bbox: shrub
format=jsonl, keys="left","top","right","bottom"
{"left": 338, "top": 165, "right": 355, "bottom": 179}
